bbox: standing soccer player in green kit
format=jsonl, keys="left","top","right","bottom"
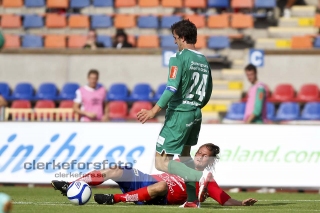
{"left": 137, "top": 20, "right": 213, "bottom": 208}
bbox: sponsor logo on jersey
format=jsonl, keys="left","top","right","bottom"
{"left": 169, "top": 66, "right": 178, "bottom": 79}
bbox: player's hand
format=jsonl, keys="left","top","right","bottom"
{"left": 242, "top": 198, "right": 257, "bottom": 206}
{"left": 137, "top": 109, "right": 156, "bottom": 124}
{"left": 85, "top": 112, "right": 97, "bottom": 119}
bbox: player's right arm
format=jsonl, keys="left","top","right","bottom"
{"left": 201, "top": 66, "right": 213, "bottom": 108}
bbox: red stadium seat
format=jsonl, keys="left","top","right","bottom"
{"left": 268, "top": 84, "right": 295, "bottom": 102}
{"left": 68, "top": 35, "right": 87, "bottom": 48}
{"left": 58, "top": 100, "right": 76, "bottom": 121}
{"left": 11, "top": 100, "right": 32, "bottom": 121}
{"left": 108, "top": 101, "right": 128, "bottom": 120}
{"left": 35, "top": 100, "right": 55, "bottom": 108}
{"left": 231, "top": 0, "right": 253, "bottom": 8}
{"left": 35, "top": 100, "right": 55, "bottom": 121}
{"left": 128, "top": 101, "right": 153, "bottom": 120}
{"left": 59, "top": 100, "right": 74, "bottom": 108}
{"left": 296, "top": 84, "right": 320, "bottom": 102}
{"left": 3, "top": 34, "right": 20, "bottom": 49}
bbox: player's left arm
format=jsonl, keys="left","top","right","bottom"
{"left": 137, "top": 56, "right": 182, "bottom": 123}
{"left": 246, "top": 87, "right": 265, "bottom": 124}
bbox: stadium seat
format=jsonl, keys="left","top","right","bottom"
{"left": 47, "top": 0, "right": 68, "bottom": 8}
{"left": 255, "top": 0, "right": 276, "bottom": 8}
{"left": 45, "top": 35, "right": 66, "bottom": 48}
{"left": 231, "top": 14, "right": 253, "bottom": 28}
{"left": 137, "top": 35, "right": 159, "bottom": 48}
{"left": 231, "top": 0, "right": 253, "bottom": 8}
{"left": 93, "top": 0, "right": 113, "bottom": 7}
{"left": 23, "top": 15, "right": 44, "bottom": 28}
{"left": 46, "top": 14, "right": 67, "bottom": 28}
{"left": 314, "top": 36, "right": 320, "bottom": 48}
{"left": 128, "top": 101, "right": 153, "bottom": 119}
{"left": 11, "top": 83, "right": 34, "bottom": 100}
{"left": 3, "top": 0, "right": 23, "bottom": 7}
{"left": 11, "top": 100, "right": 32, "bottom": 108}
{"left": 208, "top": 14, "right": 229, "bottom": 28}
{"left": 59, "top": 100, "right": 74, "bottom": 108}
{"left": 35, "top": 100, "right": 55, "bottom": 108}
{"left": 153, "top": 84, "right": 166, "bottom": 101}
{"left": 1, "top": 15, "right": 21, "bottom": 28}
{"left": 208, "top": 0, "right": 230, "bottom": 8}
{"left": 22, "top": 35, "right": 43, "bottom": 48}
{"left": 162, "top": 0, "right": 183, "bottom": 7}
{"left": 296, "top": 84, "right": 320, "bottom": 102}
{"left": 269, "top": 84, "right": 295, "bottom": 102}
{"left": 184, "top": 15, "right": 206, "bottom": 28}
{"left": 0, "top": 82, "right": 11, "bottom": 99}
{"left": 160, "top": 35, "right": 175, "bottom": 48}
{"left": 57, "top": 100, "right": 76, "bottom": 121}
{"left": 196, "top": 35, "right": 207, "bottom": 49}
{"left": 69, "top": 15, "right": 90, "bottom": 28}
{"left": 108, "top": 101, "right": 128, "bottom": 120}
{"left": 275, "top": 102, "right": 300, "bottom": 121}
{"left": 138, "top": 15, "right": 159, "bottom": 28}
{"left": 35, "top": 83, "right": 58, "bottom": 100}
{"left": 127, "top": 35, "right": 136, "bottom": 47}
{"left": 315, "top": 14, "right": 320, "bottom": 27}
{"left": 70, "top": 0, "right": 90, "bottom": 8}
{"left": 114, "top": 15, "right": 136, "bottom": 28}
{"left": 129, "top": 83, "right": 153, "bottom": 101}
{"left": 291, "top": 36, "right": 313, "bottom": 49}
{"left": 301, "top": 102, "right": 320, "bottom": 120}
{"left": 161, "top": 16, "right": 182, "bottom": 28}
{"left": 139, "top": 0, "right": 159, "bottom": 7}
{"left": 208, "top": 36, "right": 230, "bottom": 49}
{"left": 96, "top": 35, "right": 112, "bottom": 48}
{"left": 68, "top": 35, "right": 87, "bottom": 48}
{"left": 3, "top": 34, "right": 20, "bottom": 49}
{"left": 25, "top": 0, "right": 46, "bottom": 7}
{"left": 91, "top": 15, "right": 112, "bottom": 29}
{"left": 115, "top": 0, "right": 136, "bottom": 7}
{"left": 185, "top": 0, "right": 206, "bottom": 8}
{"left": 225, "top": 102, "right": 246, "bottom": 120}
{"left": 35, "top": 100, "right": 56, "bottom": 121}
{"left": 107, "top": 83, "right": 129, "bottom": 101}
{"left": 267, "top": 102, "right": 275, "bottom": 120}
{"left": 59, "top": 83, "right": 80, "bottom": 100}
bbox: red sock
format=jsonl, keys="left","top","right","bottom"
{"left": 113, "top": 187, "right": 151, "bottom": 203}
{"left": 207, "top": 180, "right": 231, "bottom": 205}
{"left": 73, "top": 170, "right": 104, "bottom": 186}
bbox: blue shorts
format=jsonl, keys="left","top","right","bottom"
{"left": 115, "top": 168, "right": 167, "bottom": 205}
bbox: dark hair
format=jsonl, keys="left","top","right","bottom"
{"left": 245, "top": 64, "right": 257, "bottom": 74}
{"left": 87, "top": 69, "right": 99, "bottom": 77}
{"left": 171, "top": 19, "right": 197, "bottom": 44}
{"left": 198, "top": 143, "right": 220, "bottom": 158}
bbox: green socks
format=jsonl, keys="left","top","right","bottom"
{"left": 180, "top": 158, "right": 198, "bottom": 202}
{"left": 168, "top": 160, "right": 203, "bottom": 182}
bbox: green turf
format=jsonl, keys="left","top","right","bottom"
{"left": 1, "top": 186, "right": 319, "bottom": 213}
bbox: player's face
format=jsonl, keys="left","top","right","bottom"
{"left": 88, "top": 73, "right": 98, "bottom": 88}
{"left": 194, "top": 146, "right": 213, "bottom": 170}
{"left": 245, "top": 70, "right": 257, "bottom": 84}
{"left": 173, "top": 31, "right": 184, "bottom": 51}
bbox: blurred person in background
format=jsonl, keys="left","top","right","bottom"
{"left": 277, "top": 0, "right": 306, "bottom": 17}
{"left": 73, "top": 69, "right": 108, "bottom": 122}
{"left": 243, "top": 64, "right": 268, "bottom": 124}
{"left": 83, "top": 29, "right": 105, "bottom": 50}
{"left": 0, "top": 95, "right": 7, "bottom": 107}
{"left": 0, "top": 192, "right": 12, "bottom": 213}
{"left": 113, "top": 29, "right": 133, "bottom": 49}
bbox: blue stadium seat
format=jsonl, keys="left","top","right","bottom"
{"left": 225, "top": 102, "right": 246, "bottom": 120}
{"left": 11, "top": 83, "right": 34, "bottom": 100}
{"left": 153, "top": 84, "right": 166, "bottom": 101}
{"left": 130, "top": 83, "right": 153, "bottom": 101}
{"left": 275, "top": 102, "right": 300, "bottom": 121}
{"left": 208, "top": 0, "right": 230, "bottom": 8}
{"left": 138, "top": 16, "right": 159, "bottom": 28}
{"left": 96, "top": 35, "right": 112, "bottom": 48}
{"left": 0, "top": 82, "right": 10, "bottom": 99}
{"left": 267, "top": 102, "right": 275, "bottom": 120}
{"left": 91, "top": 15, "right": 112, "bottom": 29}
{"left": 314, "top": 36, "right": 320, "bottom": 48}
{"left": 25, "top": 0, "right": 45, "bottom": 7}
{"left": 161, "top": 16, "right": 181, "bottom": 28}
{"left": 208, "top": 36, "right": 229, "bottom": 49}
{"left": 255, "top": 0, "right": 276, "bottom": 8}
{"left": 160, "top": 35, "right": 175, "bottom": 48}
{"left": 36, "top": 83, "right": 58, "bottom": 100}
{"left": 22, "top": 35, "right": 43, "bottom": 48}
{"left": 107, "top": 83, "right": 129, "bottom": 101}
{"left": 23, "top": 15, "right": 44, "bottom": 28}
{"left": 93, "top": 0, "right": 113, "bottom": 7}
{"left": 59, "top": 83, "right": 80, "bottom": 100}
{"left": 70, "top": 0, "right": 90, "bottom": 8}
{"left": 301, "top": 102, "right": 320, "bottom": 120}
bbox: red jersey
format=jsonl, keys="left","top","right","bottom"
{"left": 152, "top": 173, "right": 231, "bottom": 205}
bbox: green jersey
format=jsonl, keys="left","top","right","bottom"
{"left": 165, "top": 49, "right": 213, "bottom": 111}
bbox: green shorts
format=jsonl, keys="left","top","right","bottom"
{"left": 156, "top": 108, "right": 202, "bottom": 155}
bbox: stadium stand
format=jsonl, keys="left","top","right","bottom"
{"left": 129, "top": 83, "right": 153, "bottom": 101}
{"left": 137, "top": 35, "right": 159, "bottom": 48}
{"left": 3, "top": 34, "right": 20, "bottom": 49}
{"left": 45, "top": 35, "right": 66, "bottom": 48}
{"left": 68, "top": 35, "right": 87, "bottom": 48}
{"left": 22, "top": 34, "right": 43, "bottom": 48}
{"left": 275, "top": 102, "right": 300, "bottom": 121}
{"left": 91, "top": 15, "right": 112, "bottom": 29}
{"left": 96, "top": 35, "right": 112, "bottom": 47}
{"left": 301, "top": 102, "right": 320, "bottom": 120}
{"left": 107, "top": 83, "right": 129, "bottom": 101}
{"left": 296, "top": 84, "right": 320, "bottom": 102}
{"left": 11, "top": 83, "right": 34, "bottom": 100}
{"left": 59, "top": 83, "right": 80, "bottom": 100}
{"left": 208, "top": 0, "right": 230, "bottom": 8}
{"left": 0, "top": 82, "right": 11, "bottom": 100}
{"left": 23, "top": 14, "right": 44, "bottom": 29}
{"left": 35, "top": 83, "right": 58, "bottom": 100}
{"left": 47, "top": 0, "right": 69, "bottom": 8}
{"left": 108, "top": 101, "right": 128, "bottom": 120}
{"left": 153, "top": 84, "right": 166, "bottom": 102}
{"left": 128, "top": 101, "right": 153, "bottom": 120}
{"left": 269, "top": 84, "right": 296, "bottom": 103}
{"left": 224, "top": 102, "right": 246, "bottom": 120}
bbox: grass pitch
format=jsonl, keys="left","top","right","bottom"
{"left": 1, "top": 186, "right": 320, "bottom": 213}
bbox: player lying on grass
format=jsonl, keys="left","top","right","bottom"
{"left": 52, "top": 143, "right": 257, "bottom": 207}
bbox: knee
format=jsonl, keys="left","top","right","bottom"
{"left": 155, "top": 158, "right": 164, "bottom": 171}
{"left": 155, "top": 181, "right": 168, "bottom": 195}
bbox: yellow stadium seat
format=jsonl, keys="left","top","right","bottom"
{"left": 275, "top": 39, "right": 291, "bottom": 48}
{"left": 202, "top": 104, "right": 215, "bottom": 112}
{"left": 228, "top": 81, "right": 243, "bottom": 90}
{"left": 298, "top": 17, "right": 314, "bottom": 27}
